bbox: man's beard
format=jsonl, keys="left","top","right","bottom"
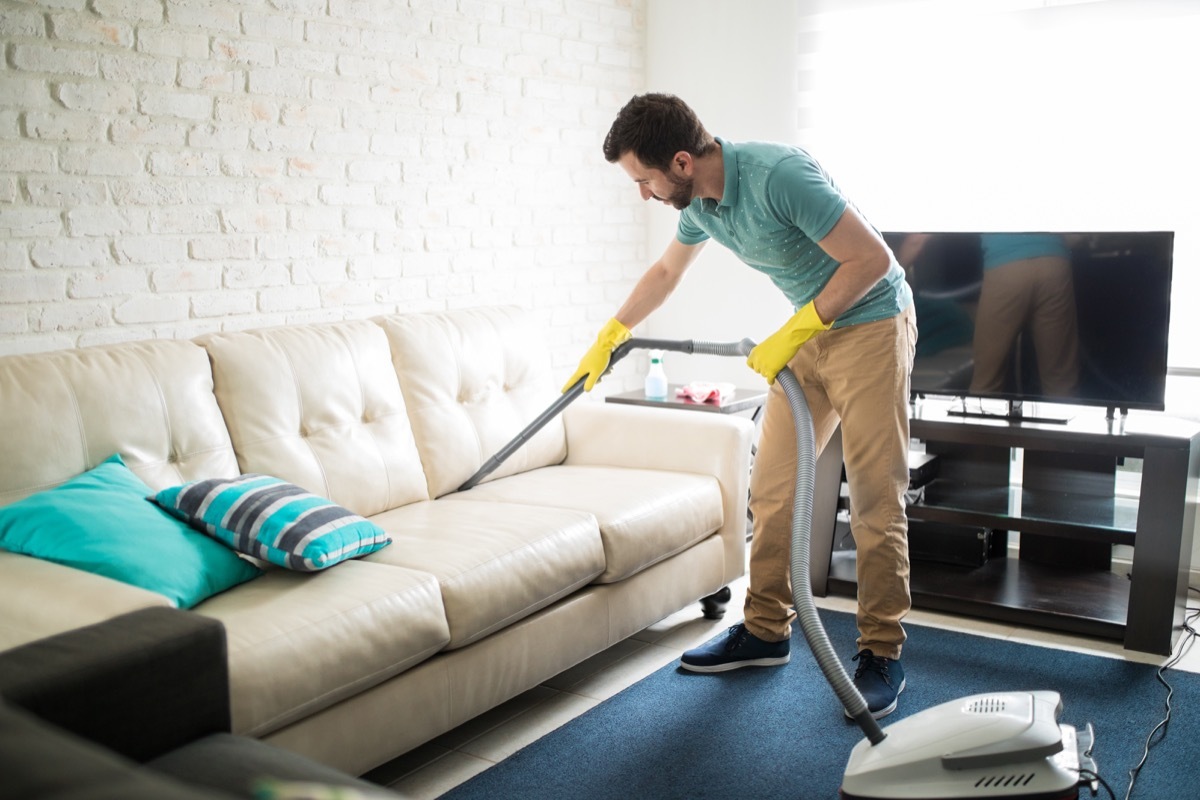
{"left": 656, "top": 174, "right": 694, "bottom": 210}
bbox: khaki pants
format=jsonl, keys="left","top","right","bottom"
{"left": 745, "top": 306, "right": 916, "bottom": 660}
{"left": 970, "top": 256, "right": 1080, "bottom": 396}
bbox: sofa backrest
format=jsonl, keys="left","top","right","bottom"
{"left": 0, "top": 305, "right": 564, "bottom": 515}
{"left": 199, "top": 319, "right": 430, "bottom": 517}
{"left": 0, "top": 340, "right": 240, "bottom": 507}
{"left": 377, "top": 305, "right": 567, "bottom": 498}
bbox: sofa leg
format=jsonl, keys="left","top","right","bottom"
{"left": 700, "top": 586, "right": 732, "bottom": 619}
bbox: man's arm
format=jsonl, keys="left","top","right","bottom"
{"left": 809, "top": 205, "right": 893, "bottom": 324}
{"left": 563, "top": 237, "right": 705, "bottom": 392}
{"left": 745, "top": 205, "right": 894, "bottom": 384}
{"left": 614, "top": 237, "right": 706, "bottom": 328}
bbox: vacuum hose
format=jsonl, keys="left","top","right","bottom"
{"left": 459, "top": 337, "right": 886, "bottom": 745}
{"left": 686, "top": 339, "right": 886, "bottom": 745}
{"left": 775, "top": 366, "right": 887, "bottom": 745}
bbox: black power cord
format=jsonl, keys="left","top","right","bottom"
{"left": 1078, "top": 768, "right": 1116, "bottom": 799}
{"left": 1075, "top": 587, "right": 1199, "bottom": 799}
{"left": 1120, "top": 586, "right": 1200, "bottom": 799}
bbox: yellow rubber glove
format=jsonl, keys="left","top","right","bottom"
{"left": 563, "top": 317, "right": 633, "bottom": 393}
{"left": 746, "top": 301, "right": 832, "bottom": 384}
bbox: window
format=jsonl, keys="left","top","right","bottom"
{"left": 797, "top": 0, "right": 1200, "bottom": 369}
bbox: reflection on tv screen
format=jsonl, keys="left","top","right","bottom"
{"left": 883, "top": 231, "right": 1173, "bottom": 412}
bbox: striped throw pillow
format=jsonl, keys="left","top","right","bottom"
{"left": 152, "top": 475, "right": 391, "bottom": 572}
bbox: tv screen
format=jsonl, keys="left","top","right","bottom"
{"left": 884, "top": 231, "right": 1174, "bottom": 412}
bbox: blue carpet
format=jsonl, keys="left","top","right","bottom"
{"left": 440, "top": 610, "right": 1200, "bottom": 799}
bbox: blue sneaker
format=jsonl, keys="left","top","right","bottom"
{"left": 680, "top": 623, "right": 790, "bottom": 673}
{"left": 847, "top": 649, "right": 905, "bottom": 719}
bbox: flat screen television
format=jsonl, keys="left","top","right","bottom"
{"left": 882, "top": 231, "right": 1174, "bottom": 417}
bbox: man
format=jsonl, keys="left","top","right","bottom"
{"left": 564, "top": 93, "right": 917, "bottom": 719}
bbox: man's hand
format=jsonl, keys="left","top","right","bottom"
{"left": 563, "top": 317, "right": 633, "bottom": 392}
{"left": 746, "top": 301, "right": 832, "bottom": 384}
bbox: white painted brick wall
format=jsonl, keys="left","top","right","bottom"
{"left": 0, "top": 0, "right": 649, "bottom": 391}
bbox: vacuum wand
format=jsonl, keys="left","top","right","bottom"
{"left": 459, "top": 337, "right": 729, "bottom": 492}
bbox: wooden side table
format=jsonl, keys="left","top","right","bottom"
{"left": 604, "top": 384, "right": 767, "bottom": 417}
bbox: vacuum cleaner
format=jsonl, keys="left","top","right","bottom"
{"left": 460, "top": 336, "right": 1100, "bottom": 800}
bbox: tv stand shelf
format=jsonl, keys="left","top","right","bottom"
{"left": 913, "top": 481, "right": 1139, "bottom": 544}
{"left": 819, "top": 404, "right": 1200, "bottom": 655}
{"left": 828, "top": 551, "right": 1129, "bottom": 641}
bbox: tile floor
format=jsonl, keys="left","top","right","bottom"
{"left": 365, "top": 570, "right": 1200, "bottom": 798}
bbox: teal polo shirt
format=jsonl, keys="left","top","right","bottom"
{"left": 980, "top": 233, "right": 1071, "bottom": 270}
{"left": 676, "top": 138, "right": 912, "bottom": 327}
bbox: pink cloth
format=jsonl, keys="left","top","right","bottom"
{"left": 675, "top": 382, "right": 736, "bottom": 404}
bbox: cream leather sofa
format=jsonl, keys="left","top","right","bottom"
{"left": 0, "top": 305, "right": 752, "bottom": 776}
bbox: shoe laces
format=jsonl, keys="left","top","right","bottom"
{"left": 724, "top": 624, "right": 751, "bottom": 652}
{"left": 852, "top": 649, "right": 895, "bottom": 687}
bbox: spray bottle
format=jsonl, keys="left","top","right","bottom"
{"left": 644, "top": 350, "right": 668, "bottom": 400}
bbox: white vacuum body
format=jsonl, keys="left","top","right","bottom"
{"left": 840, "top": 690, "right": 1095, "bottom": 799}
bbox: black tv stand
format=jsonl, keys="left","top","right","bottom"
{"left": 1105, "top": 406, "right": 1129, "bottom": 422}
{"left": 944, "top": 399, "right": 1071, "bottom": 425}
{"left": 818, "top": 403, "right": 1200, "bottom": 655}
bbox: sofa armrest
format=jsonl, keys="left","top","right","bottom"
{"left": 563, "top": 401, "right": 755, "bottom": 472}
{"left": 0, "top": 607, "right": 230, "bottom": 763}
{"left": 563, "top": 401, "right": 754, "bottom": 585}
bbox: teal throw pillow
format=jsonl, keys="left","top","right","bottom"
{"left": 0, "top": 454, "right": 262, "bottom": 608}
{"left": 152, "top": 474, "right": 391, "bottom": 572}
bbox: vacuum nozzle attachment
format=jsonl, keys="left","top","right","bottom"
{"left": 457, "top": 337, "right": 752, "bottom": 492}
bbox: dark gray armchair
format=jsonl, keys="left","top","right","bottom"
{"left": 0, "top": 607, "right": 387, "bottom": 800}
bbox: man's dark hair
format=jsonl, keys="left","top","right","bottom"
{"left": 602, "top": 93, "right": 716, "bottom": 171}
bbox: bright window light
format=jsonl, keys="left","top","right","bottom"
{"left": 797, "top": 0, "right": 1200, "bottom": 368}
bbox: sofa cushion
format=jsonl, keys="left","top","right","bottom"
{"left": 454, "top": 465, "right": 725, "bottom": 583}
{"left": 0, "top": 339, "right": 240, "bottom": 508}
{"left": 365, "top": 499, "right": 605, "bottom": 648}
{"left": 376, "top": 306, "right": 567, "bottom": 498}
{"left": 194, "top": 560, "right": 450, "bottom": 738}
{"left": 152, "top": 474, "right": 391, "bottom": 572}
{"left": 199, "top": 320, "right": 430, "bottom": 518}
{"left": 0, "top": 454, "right": 262, "bottom": 609}
{"left": 0, "top": 551, "right": 173, "bottom": 651}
